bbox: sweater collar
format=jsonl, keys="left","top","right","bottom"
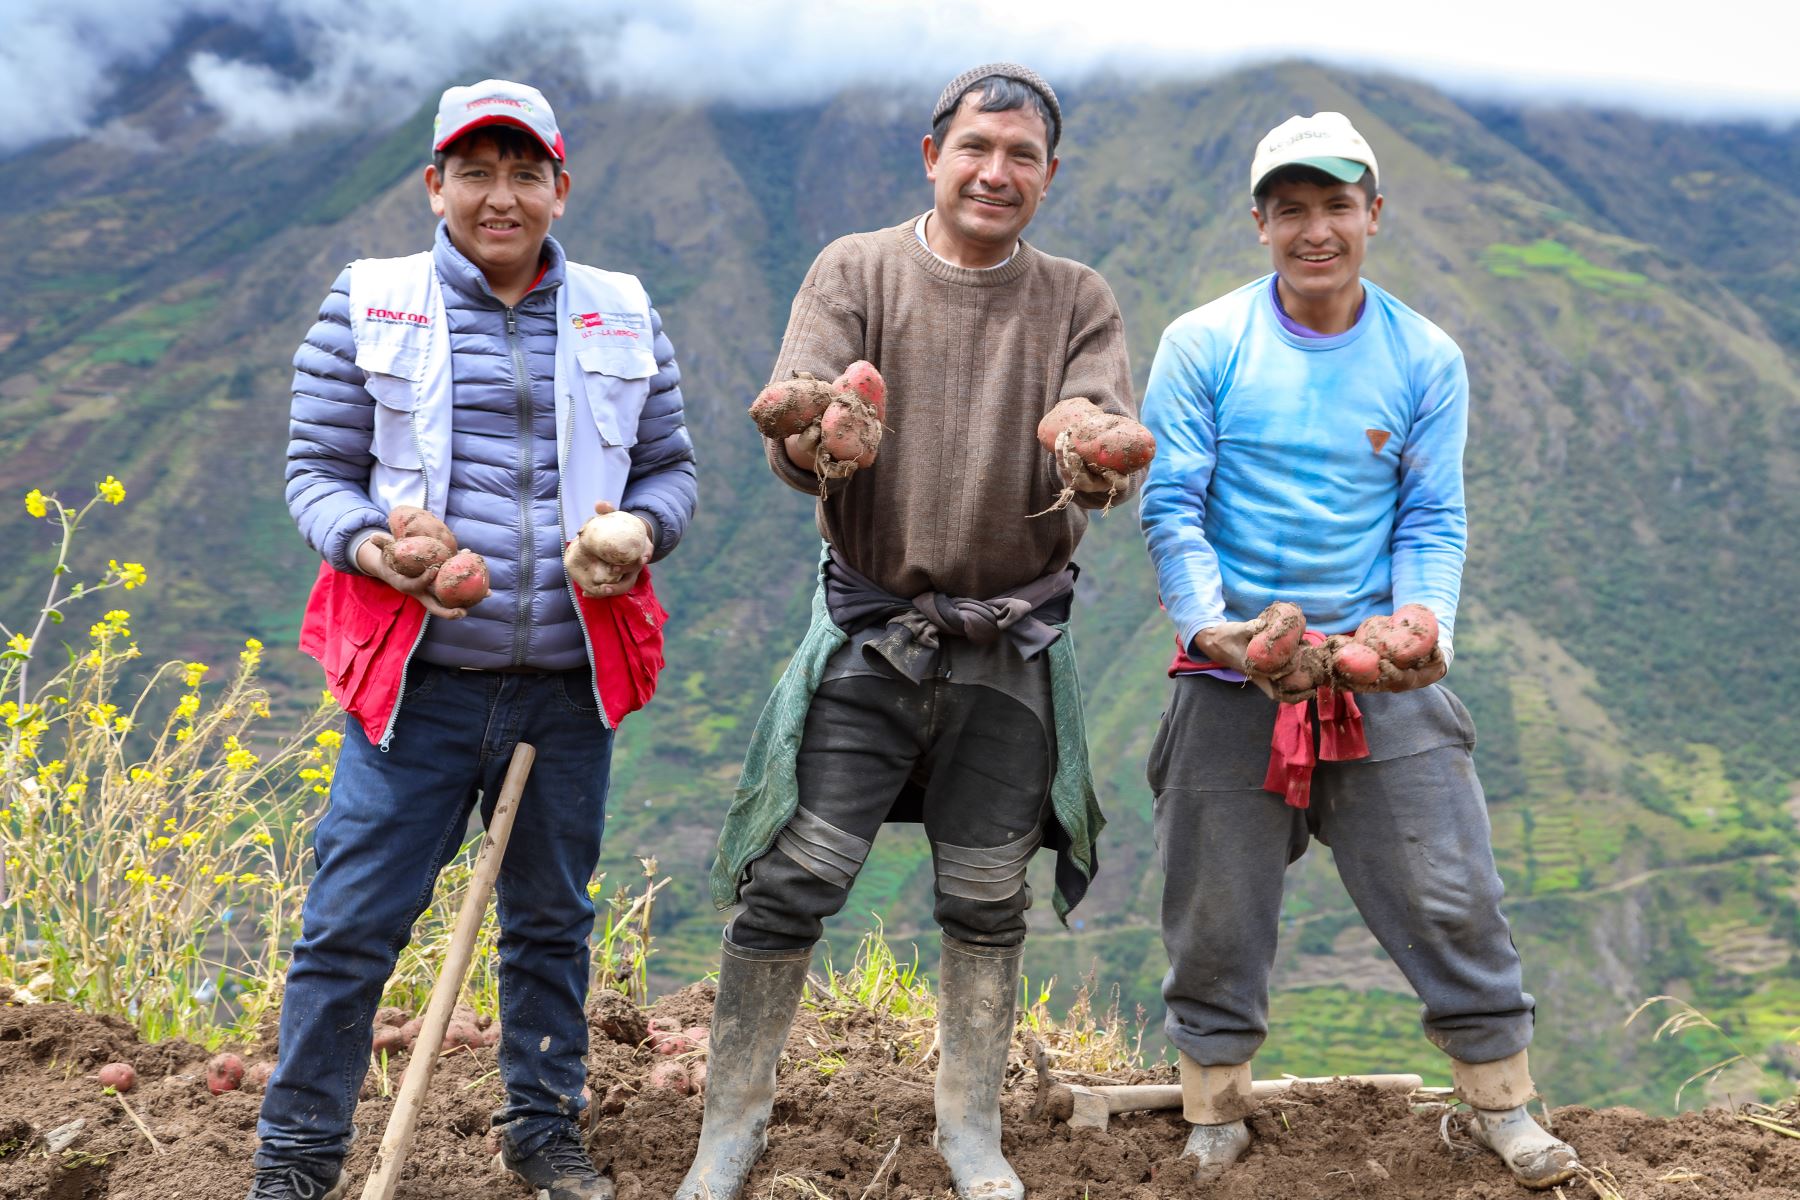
{"left": 895, "top": 215, "right": 1036, "bottom": 287}
{"left": 432, "top": 221, "right": 566, "bottom": 308}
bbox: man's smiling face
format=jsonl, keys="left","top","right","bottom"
{"left": 426, "top": 133, "right": 568, "bottom": 292}
{"left": 1254, "top": 176, "right": 1382, "bottom": 307}
{"left": 923, "top": 95, "right": 1058, "bottom": 262}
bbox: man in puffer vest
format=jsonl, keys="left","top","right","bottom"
{"left": 254, "top": 80, "right": 696, "bottom": 1200}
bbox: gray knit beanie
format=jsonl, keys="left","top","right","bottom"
{"left": 931, "top": 62, "right": 1061, "bottom": 150}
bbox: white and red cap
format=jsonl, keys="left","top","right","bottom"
{"left": 1250, "top": 112, "right": 1378, "bottom": 198}
{"left": 433, "top": 79, "right": 564, "bottom": 162}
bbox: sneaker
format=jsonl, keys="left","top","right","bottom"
{"left": 500, "top": 1123, "right": 615, "bottom": 1200}
{"left": 244, "top": 1163, "right": 346, "bottom": 1200}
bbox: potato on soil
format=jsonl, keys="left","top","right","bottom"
{"left": 749, "top": 376, "right": 838, "bottom": 439}
{"left": 689, "top": 1060, "right": 708, "bottom": 1093}
{"left": 1037, "top": 397, "right": 1101, "bottom": 453}
{"left": 374, "top": 1006, "right": 409, "bottom": 1029}
{"left": 207, "top": 1053, "right": 245, "bottom": 1095}
{"left": 387, "top": 505, "right": 456, "bottom": 551}
{"left": 647, "top": 1028, "right": 695, "bottom": 1056}
{"left": 97, "top": 1062, "right": 137, "bottom": 1093}
{"left": 1244, "top": 601, "right": 1306, "bottom": 676}
{"left": 384, "top": 535, "right": 451, "bottom": 578}
{"left": 431, "top": 550, "right": 490, "bottom": 609}
{"left": 398, "top": 1017, "right": 425, "bottom": 1049}
{"left": 371, "top": 1025, "right": 406, "bottom": 1055}
{"left": 442, "top": 1021, "right": 481, "bottom": 1052}
{"left": 1068, "top": 413, "right": 1156, "bottom": 474}
{"left": 647, "top": 1061, "right": 693, "bottom": 1094}
{"left": 242, "top": 1061, "right": 276, "bottom": 1093}
{"left": 831, "top": 360, "right": 887, "bottom": 420}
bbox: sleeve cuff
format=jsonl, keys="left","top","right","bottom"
{"left": 346, "top": 526, "right": 387, "bottom": 574}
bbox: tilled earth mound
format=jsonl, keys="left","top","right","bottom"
{"left": 2, "top": 990, "right": 1797, "bottom": 1199}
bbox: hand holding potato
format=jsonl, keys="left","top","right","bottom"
{"left": 564, "top": 501, "right": 653, "bottom": 599}
{"left": 356, "top": 532, "right": 470, "bottom": 621}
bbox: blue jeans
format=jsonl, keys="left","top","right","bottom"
{"left": 255, "top": 663, "right": 614, "bottom": 1170}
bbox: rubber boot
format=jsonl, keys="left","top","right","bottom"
{"left": 673, "top": 939, "right": 812, "bottom": 1200}
{"left": 1177, "top": 1054, "right": 1255, "bottom": 1183}
{"left": 1452, "top": 1050, "right": 1580, "bottom": 1190}
{"left": 933, "top": 937, "right": 1025, "bottom": 1200}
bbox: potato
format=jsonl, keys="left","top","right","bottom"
{"left": 207, "top": 1052, "right": 245, "bottom": 1095}
{"left": 1068, "top": 412, "right": 1156, "bottom": 475}
{"left": 387, "top": 505, "right": 456, "bottom": 551}
{"left": 431, "top": 551, "right": 491, "bottom": 609}
{"left": 371, "top": 1025, "right": 406, "bottom": 1055}
{"left": 97, "top": 1062, "right": 137, "bottom": 1093}
{"left": 374, "top": 1006, "right": 409, "bottom": 1029}
{"left": 647, "top": 1061, "right": 692, "bottom": 1095}
{"left": 1372, "top": 604, "right": 1439, "bottom": 668}
{"left": 1244, "top": 601, "right": 1306, "bottom": 676}
{"left": 689, "top": 1060, "right": 708, "bottom": 1093}
{"left": 1331, "top": 638, "right": 1383, "bottom": 688}
{"left": 818, "top": 397, "right": 881, "bottom": 468}
{"left": 1036, "top": 397, "right": 1101, "bottom": 453}
{"left": 749, "top": 376, "right": 838, "bottom": 439}
{"left": 832, "top": 360, "right": 888, "bottom": 420}
{"left": 242, "top": 1061, "right": 276, "bottom": 1093}
{"left": 384, "top": 535, "right": 452, "bottom": 578}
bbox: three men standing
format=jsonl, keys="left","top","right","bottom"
{"left": 683, "top": 63, "right": 1135, "bottom": 1200}
{"left": 1140, "top": 112, "right": 1580, "bottom": 1189}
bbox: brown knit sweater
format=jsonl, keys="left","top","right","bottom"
{"left": 765, "top": 217, "right": 1136, "bottom": 600}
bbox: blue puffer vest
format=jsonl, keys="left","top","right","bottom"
{"left": 285, "top": 223, "right": 697, "bottom": 670}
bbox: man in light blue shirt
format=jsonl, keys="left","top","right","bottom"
{"left": 1139, "top": 113, "right": 1580, "bottom": 1190}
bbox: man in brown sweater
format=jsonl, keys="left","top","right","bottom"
{"left": 679, "top": 64, "right": 1135, "bottom": 1200}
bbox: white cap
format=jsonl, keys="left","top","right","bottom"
{"left": 434, "top": 79, "right": 564, "bottom": 162}
{"left": 1250, "top": 112, "right": 1378, "bottom": 198}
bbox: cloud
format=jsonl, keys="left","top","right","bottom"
{"left": 2, "top": 0, "right": 1796, "bottom": 155}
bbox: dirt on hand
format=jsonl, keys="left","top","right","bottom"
{"left": 2, "top": 992, "right": 1796, "bottom": 1199}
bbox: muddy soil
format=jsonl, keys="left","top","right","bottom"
{"left": 2, "top": 988, "right": 1796, "bottom": 1199}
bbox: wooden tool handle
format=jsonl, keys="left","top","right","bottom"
{"left": 359, "top": 742, "right": 536, "bottom": 1200}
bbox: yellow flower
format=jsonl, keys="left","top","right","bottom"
{"left": 315, "top": 729, "right": 343, "bottom": 749}
{"left": 5, "top": 633, "right": 28, "bottom": 655}
{"left": 97, "top": 476, "right": 126, "bottom": 505}
{"left": 152, "top": 836, "right": 173, "bottom": 851}
{"left": 66, "top": 780, "right": 88, "bottom": 801}
{"left": 251, "top": 830, "right": 274, "bottom": 847}
{"left": 175, "top": 695, "right": 200, "bottom": 720}
{"left": 113, "top": 716, "right": 133, "bottom": 734}
{"left": 240, "top": 638, "right": 264, "bottom": 670}
{"left": 183, "top": 662, "right": 209, "bottom": 688}
{"left": 83, "top": 650, "right": 102, "bottom": 668}
{"left": 175, "top": 727, "right": 193, "bottom": 743}
{"left": 213, "top": 872, "right": 233, "bottom": 885}
{"left": 224, "top": 737, "right": 259, "bottom": 772}
{"left": 85, "top": 703, "right": 118, "bottom": 727}
{"left": 24, "top": 488, "right": 48, "bottom": 519}
{"left": 110, "top": 560, "right": 148, "bottom": 591}
{"left": 250, "top": 700, "right": 270, "bottom": 719}
{"left": 179, "top": 832, "right": 201, "bottom": 849}
{"left": 237, "top": 872, "right": 260, "bottom": 885}
{"left": 105, "top": 609, "right": 129, "bottom": 630}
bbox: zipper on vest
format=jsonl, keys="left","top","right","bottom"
{"left": 556, "top": 401, "right": 612, "bottom": 728}
{"left": 507, "top": 306, "right": 536, "bottom": 668}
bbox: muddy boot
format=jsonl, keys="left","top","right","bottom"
{"left": 674, "top": 939, "right": 812, "bottom": 1200}
{"left": 244, "top": 1164, "right": 345, "bottom": 1200}
{"left": 1453, "top": 1050, "right": 1580, "bottom": 1190}
{"left": 932, "top": 937, "right": 1026, "bottom": 1200}
{"left": 1178, "top": 1054, "right": 1256, "bottom": 1183}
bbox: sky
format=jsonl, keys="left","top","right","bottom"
{"left": 2, "top": 0, "right": 1797, "bottom": 154}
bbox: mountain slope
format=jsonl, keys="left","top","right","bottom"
{"left": 2, "top": 48, "right": 1796, "bottom": 1112}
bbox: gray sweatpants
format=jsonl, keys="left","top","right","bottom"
{"left": 1149, "top": 674, "right": 1534, "bottom": 1067}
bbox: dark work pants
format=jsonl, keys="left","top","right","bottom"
{"left": 1149, "top": 674, "right": 1534, "bottom": 1067}
{"left": 730, "top": 673, "right": 1053, "bottom": 951}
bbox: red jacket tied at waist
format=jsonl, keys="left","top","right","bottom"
{"left": 300, "top": 562, "right": 667, "bottom": 745}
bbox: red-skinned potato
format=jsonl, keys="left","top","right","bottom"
{"left": 1331, "top": 639, "right": 1383, "bottom": 688}
{"left": 647, "top": 1061, "right": 692, "bottom": 1095}
{"left": 431, "top": 551, "right": 491, "bottom": 609}
{"left": 1244, "top": 601, "right": 1306, "bottom": 676}
{"left": 207, "top": 1053, "right": 245, "bottom": 1095}
{"left": 648, "top": 1029, "right": 695, "bottom": 1057}
{"left": 387, "top": 506, "right": 457, "bottom": 551}
{"left": 819, "top": 399, "right": 880, "bottom": 468}
{"left": 1068, "top": 413, "right": 1156, "bottom": 475}
{"left": 689, "top": 1060, "right": 708, "bottom": 1093}
{"left": 98, "top": 1062, "right": 137, "bottom": 1093}
{"left": 749, "top": 376, "right": 838, "bottom": 439}
{"left": 442, "top": 1021, "right": 481, "bottom": 1053}
{"left": 1371, "top": 604, "right": 1439, "bottom": 668}
{"left": 384, "top": 535, "right": 452, "bottom": 578}
{"left": 831, "top": 361, "right": 887, "bottom": 420}
{"left": 1036, "top": 397, "right": 1102, "bottom": 453}
{"left": 371, "top": 1025, "right": 406, "bottom": 1055}
{"left": 243, "top": 1061, "right": 276, "bottom": 1093}
{"left": 398, "top": 1018, "right": 425, "bottom": 1049}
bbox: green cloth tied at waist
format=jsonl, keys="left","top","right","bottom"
{"left": 708, "top": 548, "right": 1106, "bottom": 921}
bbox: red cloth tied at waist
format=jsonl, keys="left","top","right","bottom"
{"left": 1172, "top": 630, "right": 1370, "bottom": 809}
